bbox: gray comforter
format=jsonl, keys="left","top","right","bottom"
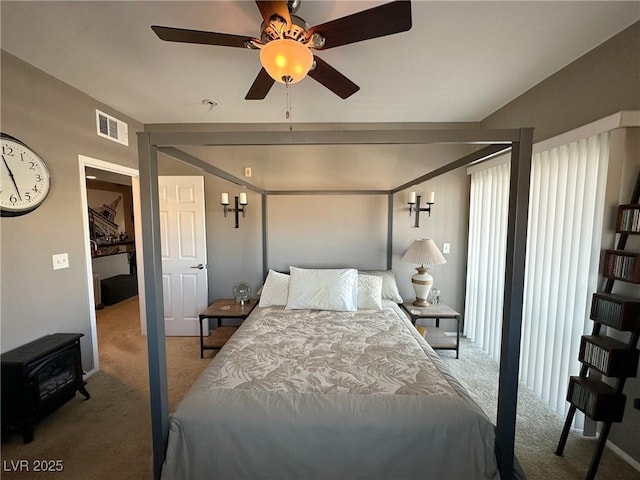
{"left": 161, "top": 302, "right": 499, "bottom": 479}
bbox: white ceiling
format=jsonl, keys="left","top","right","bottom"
{"left": 2, "top": 1, "right": 639, "bottom": 126}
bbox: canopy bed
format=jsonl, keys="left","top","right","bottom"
{"left": 136, "top": 126, "right": 533, "bottom": 479}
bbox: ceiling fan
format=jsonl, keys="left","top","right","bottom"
{"left": 151, "top": 0, "right": 412, "bottom": 100}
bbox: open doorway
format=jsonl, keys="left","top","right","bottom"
{"left": 78, "top": 155, "right": 146, "bottom": 373}
{"left": 87, "top": 168, "right": 136, "bottom": 308}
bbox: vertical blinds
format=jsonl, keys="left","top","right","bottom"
{"left": 465, "top": 161, "right": 510, "bottom": 360}
{"left": 465, "top": 132, "right": 610, "bottom": 427}
{"left": 521, "top": 132, "right": 609, "bottom": 424}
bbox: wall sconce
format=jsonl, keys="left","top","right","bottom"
{"left": 408, "top": 191, "right": 435, "bottom": 228}
{"left": 221, "top": 192, "right": 248, "bottom": 228}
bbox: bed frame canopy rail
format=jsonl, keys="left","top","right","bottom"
{"left": 137, "top": 126, "right": 533, "bottom": 480}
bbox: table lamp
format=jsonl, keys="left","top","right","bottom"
{"left": 401, "top": 239, "right": 446, "bottom": 307}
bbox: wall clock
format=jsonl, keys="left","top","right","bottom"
{"left": 1, "top": 133, "right": 51, "bottom": 217}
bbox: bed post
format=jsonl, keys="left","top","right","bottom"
{"left": 496, "top": 127, "right": 533, "bottom": 479}
{"left": 387, "top": 193, "right": 394, "bottom": 270}
{"left": 137, "top": 133, "right": 170, "bottom": 480}
{"left": 262, "top": 193, "right": 268, "bottom": 278}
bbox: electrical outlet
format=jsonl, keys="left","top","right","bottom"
{"left": 52, "top": 253, "right": 69, "bottom": 270}
{"left": 244, "top": 167, "right": 252, "bottom": 177}
{"left": 443, "top": 243, "right": 451, "bottom": 254}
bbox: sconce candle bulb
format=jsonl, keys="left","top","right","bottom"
{"left": 426, "top": 192, "right": 435, "bottom": 204}
{"left": 221, "top": 193, "right": 229, "bottom": 205}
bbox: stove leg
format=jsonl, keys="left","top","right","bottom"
{"left": 79, "top": 382, "right": 91, "bottom": 400}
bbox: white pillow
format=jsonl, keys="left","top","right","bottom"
{"left": 258, "top": 270, "right": 290, "bottom": 307}
{"left": 357, "top": 274, "right": 383, "bottom": 310}
{"left": 359, "top": 270, "right": 403, "bottom": 303}
{"left": 285, "top": 267, "right": 358, "bottom": 312}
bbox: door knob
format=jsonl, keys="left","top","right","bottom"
{"left": 190, "top": 264, "right": 206, "bottom": 270}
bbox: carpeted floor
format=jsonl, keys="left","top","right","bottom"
{"left": 1, "top": 297, "right": 638, "bottom": 479}
{"left": 439, "top": 340, "right": 640, "bottom": 480}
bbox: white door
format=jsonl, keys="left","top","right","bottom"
{"left": 159, "top": 176, "right": 208, "bottom": 336}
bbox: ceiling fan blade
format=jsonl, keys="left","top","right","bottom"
{"left": 245, "top": 68, "right": 276, "bottom": 100}
{"left": 307, "top": 56, "right": 360, "bottom": 99}
{"left": 308, "top": 1, "right": 412, "bottom": 50}
{"left": 256, "top": 1, "right": 291, "bottom": 28}
{"left": 151, "top": 25, "right": 253, "bottom": 48}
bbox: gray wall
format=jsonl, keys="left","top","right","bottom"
{"left": 0, "top": 52, "right": 143, "bottom": 370}
{"left": 482, "top": 21, "right": 640, "bottom": 464}
{"left": 266, "top": 194, "right": 389, "bottom": 271}
{"left": 483, "top": 21, "right": 640, "bottom": 142}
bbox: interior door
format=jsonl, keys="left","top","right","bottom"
{"left": 159, "top": 176, "right": 208, "bottom": 336}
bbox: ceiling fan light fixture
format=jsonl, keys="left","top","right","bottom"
{"left": 259, "top": 38, "right": 313, "bottom": 84}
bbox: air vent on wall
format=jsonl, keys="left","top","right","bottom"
{"left": 96, "top": 109, "right": 129, "bottom": 146}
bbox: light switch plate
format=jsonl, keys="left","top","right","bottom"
{"left": 244, "top": 167, "right": 252, "bottom": 177}
{"left": 443, "top": 243, "right": 451, "bottom": 254}
{"left": 52, "top": 253, "right": 69, "bottom": 270}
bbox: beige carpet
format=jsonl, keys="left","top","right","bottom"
{"left": 1, "top": 297, "right": 638, "bottom": 479}
{"left": 440, "top": 339, "right": 640, "bottom": 480}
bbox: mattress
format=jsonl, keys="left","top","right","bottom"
{"left": 161, "top": 301, "right": 500, "bottom": 479}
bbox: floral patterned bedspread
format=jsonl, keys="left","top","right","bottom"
{"left": 163, "top": 302, "right": 500, "bottom": 480}
{"left": 203, "top": 302, "right": 459, "bottom": 398}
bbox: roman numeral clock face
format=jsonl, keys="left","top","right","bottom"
{"left": 1, "top": 134, "right": 51, "bottom": 217}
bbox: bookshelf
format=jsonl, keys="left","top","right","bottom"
{"left": 567, "top": 376, "right": 626, "bottom": 422}
{"left": 579, "top": 334, "right": 639, "bottom": 377}
{"left": 590, "top": 292, "right": 640, "bottom": 330}
{"left": 556, "top": 188, "right": 640, "bottom": 480}
{"left": 617, "top": 204, "right": 640, "bottom": 234}
{"left": 603, "top": 250, "right": 640, "bottom": 283}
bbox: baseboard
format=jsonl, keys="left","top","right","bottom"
{"left": 569, "top": 425, "right": 640, "bottom": 472}
{"left": 606, "top": 439, "right": 640, "bottom": 472}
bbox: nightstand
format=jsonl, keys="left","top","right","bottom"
{"left": 198, "top": 299, "right": 257, "bottom": 358}
{"left": 401, "top": 302, "right": 461, "bottom": 358}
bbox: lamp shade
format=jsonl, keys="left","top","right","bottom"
{"left": 401, "top": 239, "right": 446, "bottom": 266}
{"left": 259, "top": 39, "right": 313, "bottom": 84}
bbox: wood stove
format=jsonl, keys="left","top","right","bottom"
{"left": 1, "top": 333, "right": 90, "bottom": 443}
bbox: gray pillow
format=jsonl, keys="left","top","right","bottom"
{"left": 359, "top": 270, "right": 403, "bottom": 303}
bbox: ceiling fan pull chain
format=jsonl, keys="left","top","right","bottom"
{"left": 286, "top": 82, "right": 292, "bottom": 128}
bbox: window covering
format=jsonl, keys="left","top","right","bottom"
{"left": 465, "top": 132, "right": 610, "bottom": 429}
{"left": 465, "top": 160, "right": 510, "bottom": 360}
